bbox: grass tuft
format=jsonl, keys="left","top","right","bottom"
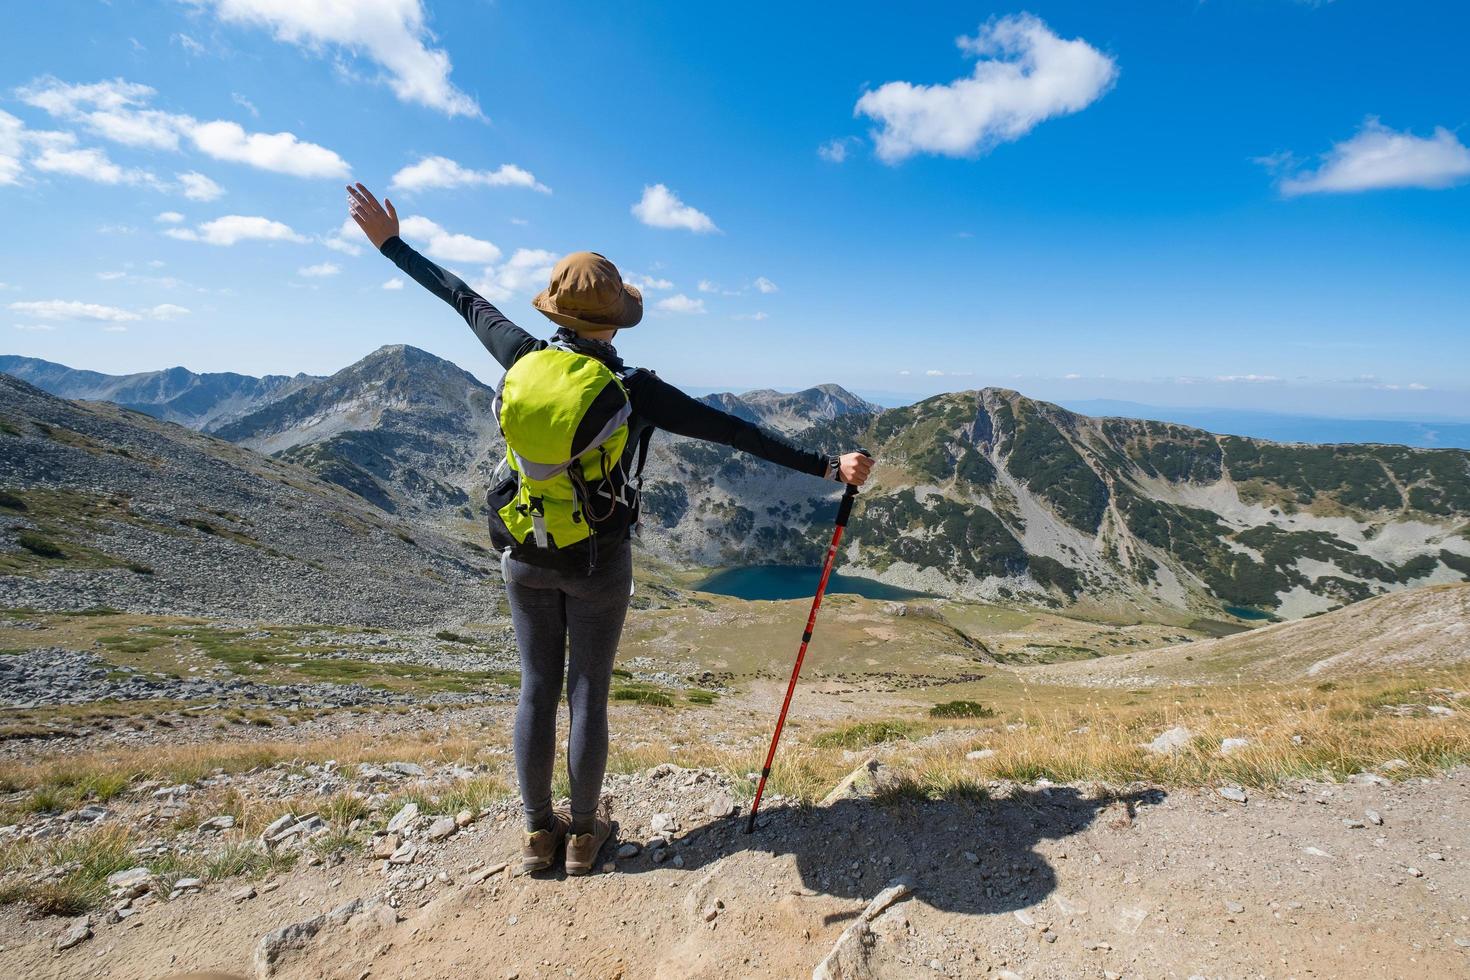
{"left": 611, "top": 684, "right": 675, "bottom": 707}
{"left": 929, "top": 700, "right": 996, "bottom": 719}
{"left": 17, "top": 532, "right": 65, "bottom": 559}
{"left": 812, "top": 720, "right": 923, "bottom": 749}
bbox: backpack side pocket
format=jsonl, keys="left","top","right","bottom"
{"left": 486, "top": 472, "right": 519, "bottom": 554}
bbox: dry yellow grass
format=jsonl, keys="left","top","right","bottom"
{"left": 605, "top": 667, "right": 1470, "bottom": 803}
{"left": 0, "top": 730, "right": 509, "bottom": 799}
{"left": 0, "top": 669, "right": 1464, "bottom": 821}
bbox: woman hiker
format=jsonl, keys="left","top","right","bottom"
{"left": 347, "top": 183, "right": 873, "bottom": 875}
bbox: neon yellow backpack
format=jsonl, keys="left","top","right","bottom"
{"left": 487, "top": 341, "right": 651, "bottom": 572}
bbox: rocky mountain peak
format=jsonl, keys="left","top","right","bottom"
{"left": 339, "top": 345, "right": 489, "bottom": 389}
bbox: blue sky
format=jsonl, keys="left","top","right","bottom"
{"left": 2, "top": 1, "right": 1468, "bottom": 418}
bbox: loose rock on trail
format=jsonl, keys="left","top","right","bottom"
{"left": 1, "top": 762, "right": 1466, "bottom": 978}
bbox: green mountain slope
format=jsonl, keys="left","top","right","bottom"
{"left": 645, "top": 387, "right": 1470, "bottom": 621}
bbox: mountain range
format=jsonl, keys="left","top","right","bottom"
{"left": 0, "top": 354, "right": 319, "bottom": 432}
{"left": 4, "top": 348, "right": 1469, "bottom": 622}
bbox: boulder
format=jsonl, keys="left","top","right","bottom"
{"left": 254, "top": 898, "right": 369, "bottom": 977}
{"left": 107, "top": 867, "right": 155, "bottom": 898}
{"left": 386, "top": 802, "right": 420, "bottom": 834}
{"left": 55, "top": 916, "right": 91, "bottom": 951}
{"left": 1144, "top": 726, "right": 1193, "bottom": 755}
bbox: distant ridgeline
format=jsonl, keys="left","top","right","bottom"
{"left": 5, "top": 350, "right": 1468, "bottom": 621}
{"left": 0, "top": 355, "right": 320, "bottom": 433}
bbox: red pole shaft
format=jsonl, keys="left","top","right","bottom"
{"left": 744, "top": 520, "right": 848, "bottom": 833}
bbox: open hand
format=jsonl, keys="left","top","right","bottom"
{"left": 839, "top": 451, "right": 874, "bottom": 486}
{"left": 346, "top": 182, "right": 399, "bottom": 250}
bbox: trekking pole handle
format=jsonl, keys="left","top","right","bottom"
{"left": 835, "top": 449, "right": 872, "bottom": 528}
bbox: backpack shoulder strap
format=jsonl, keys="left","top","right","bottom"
{"left": 616, "top": 365, "right": 656, "bottom": 481}
{"left": 632, "top": 422, "right": 655, "bottom": 481}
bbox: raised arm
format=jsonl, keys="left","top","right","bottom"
{"left": 629, "top": 372, "right": 873, "bottom": 484}
{"left": 347, "top": 183, "right": 540, "bottom": 370}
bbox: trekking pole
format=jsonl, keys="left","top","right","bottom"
{"left": 744, "top": 450, "right": 871, "bottom": 834}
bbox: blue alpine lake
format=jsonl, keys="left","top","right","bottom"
{"left": 693, "top": 565, "right": 932, "bottom": 601}
{"left": 1222, "top": 604, "right": 1274, "bottom": 621}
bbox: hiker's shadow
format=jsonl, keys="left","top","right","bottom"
{"left": 617, "top": 785, "right": 1164, "bottom": 917}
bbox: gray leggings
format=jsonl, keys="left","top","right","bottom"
{"left": 502, "top": 542, "right": 632, "bottom": 828}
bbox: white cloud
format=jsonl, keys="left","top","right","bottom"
{"left": 147, "top": 303, "right": 191, "bottom": 319}
{"left": 16, "top": 76, "right": 350, "bottom": 178}
{"left": 473, "top": 248, "right": 557, "bottom": 302}
{"left": 732, "top": 311, "right": 769, "bottom": 321}
{"left": 31, "top": 140, "right": 157, "bottom": 186}
{"left": 323, "top": 217, "right": 365, "bottom": 256}
{"left": 156, "top": 211, "right": 186, "bottom": 224}
{"left": 389, "top": 155, "right": 549, "bottom": 193}
{"left": 398, "top": 215, "right": 500, "bottom": 264}
{"left": 97, "top": 271, "right": 127, "bottom": 281}
{"left": 298, "top": 262, "right": 341, "bottom": 278}
{"left": 697, "top": 279, "right": 718, "bottom": 294}
{"left": 165, "top": 214, "right": 309, "bottom": 246}
{"left": 0, "top": 110, "right": 28, "bottom": 185}
{"left": 1215, "top": 374, "right": 1283, "bottom": 384}
{"left": 177, "top": 170, "right": 224, "bottom": 201}
{"left": 188, "top": 120, "right": 349, "bottom": 178}
{"left": 231, "top": 93, "right": 259, "bottom": 117}
{"left": 0, "top": 112, "right": 224, "bottom": 200}
{"left": 753, "top": 276, "right": 778, "bottom": 294}
{"left": 627, "top": 274, "right": 673, "bottom": 292}
{"left": 101, "top": 325, "right": 128, "bottom": 332}
{"left": 632, "top": 184, "right": 719, "bottom": 233}
{"left": 855, "top": 14, "right": 1117, "bottom": 163}
{"left": 8, "top": 299, "right": 190, "bottom": 322}
{"left": 13, "top": 323, "right": 55, "bottom": 332}
{"left": 191, "top": 0, "right": 480, "bottom": 118}
{"left": 897, "top": 369, "right": 911, "bottom": 376}
{"left": 1276, "top": 119, "right": 1470, "bottom": 196}
{"left": 925, "top": 369, "right": 946, "bottom": 377}
{"left": 17, "top": 78, "right": 182, "bottom": 150}
{"left": 174, "top": 33, "right": 207, "bottom": 57}
{"left": 10, "top": 300, "right": 142, "bottom": 322}
{"left": 382, "top": 277, "right": 404, "bottom": 290}
{"left": 655, "top": 294, "right": 707, "bottom": 315}
{"left": 818, "top": 137, "right": 857, "bottom": 163}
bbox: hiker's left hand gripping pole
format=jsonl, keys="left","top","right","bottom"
{"left": 744, "top": 449, "right": 872, "bottom": 834}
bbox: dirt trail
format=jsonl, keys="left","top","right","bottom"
{"left": 3, "top": 766, "right": 1467, "bottom": 979}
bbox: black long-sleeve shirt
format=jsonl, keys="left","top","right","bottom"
{"left": 381, "top": 236, "right": 832, "bottom": 478}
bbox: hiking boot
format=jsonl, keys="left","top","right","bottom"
{"left": 520, "top": 805, "right": 570, "bottom": 874}
{"left": 565, "top": 798, "right": 613, "bottom": 876}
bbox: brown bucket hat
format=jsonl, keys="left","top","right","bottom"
{"left": 532, "top": 251, "right": 643, "bottom": 333}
